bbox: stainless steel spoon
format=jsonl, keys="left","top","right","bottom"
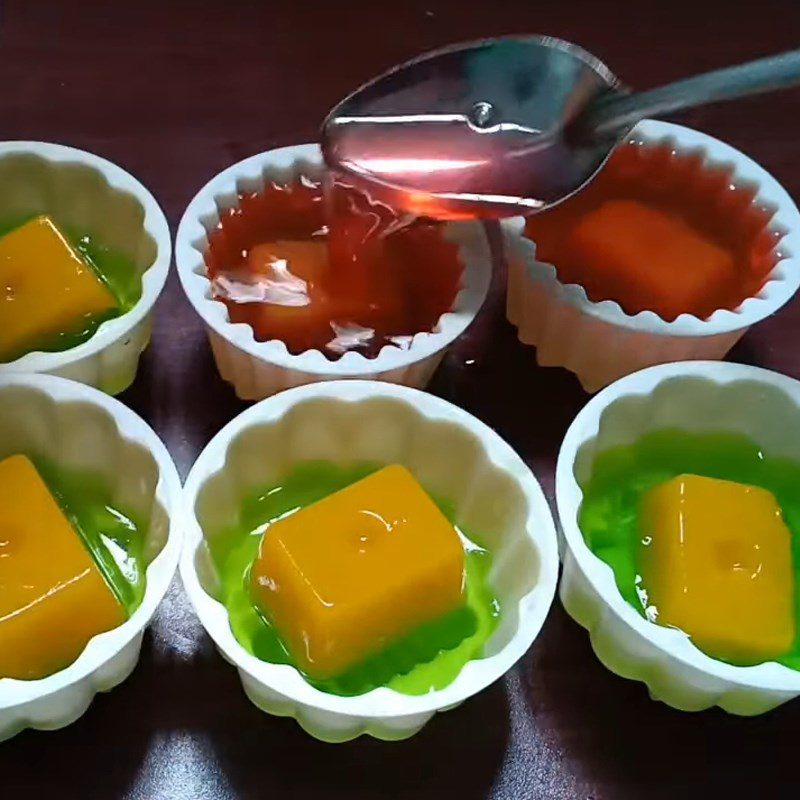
{"left": 321, "top": 37, "right": 800, "bottom": 219}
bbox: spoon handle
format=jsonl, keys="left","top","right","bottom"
{"left": 583, "top": 49, "right": 800, "bottom": 138}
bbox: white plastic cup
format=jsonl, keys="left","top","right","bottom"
{"left": 504, "top": 121, "right": 800, "bottom": 393}
{"left": 0, "top": 142, "right": 171, "bottom": 395}
{"left": 0, "top": 374, "right": 182, "bottom": 741}
{"left": 181, "top": 380, "right": 559, "bottom": 742}
{"left": 176, "top": 143, "right": 492, "bottom": 400}
{"left": 557, "top": 360, "right": 800, "bottom": 715}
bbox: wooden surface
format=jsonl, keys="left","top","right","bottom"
{"left": 2, "top": 1, "right": 800, "bottom": 797}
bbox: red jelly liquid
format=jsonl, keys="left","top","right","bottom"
{"left": 525, "top": 141, "right": 783, "bottom": 321}
{"left": 205, "top": 176, "right": 462, "bottom": 358}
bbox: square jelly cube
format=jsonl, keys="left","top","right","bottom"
{"left": 638, "top": 473, "right": 795, "bottom": 664}
{"left": 250, "top": 464, "right": 466, "bottom": 679}
{"left": 245, "top": 240, "right": 337, "bottom": 352}
{"left": 0, "top": 215, "right": 118, "bottom": 361}
{"left": 564, "top": 199, "right": 734, "bottom": 320}
{"left": 246, "top": 240, "right": 328, "bottom": 285}
{"left": 0, "top": 455, "right": 125, "bottom": 679}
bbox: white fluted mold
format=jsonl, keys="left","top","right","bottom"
{"left": 0, "top": 374, "right": 182, "bottom": 741}
{"left": 503, "top": 121, "right": 800, "bottom": 393}
{"left": 0, "top": 142, "right": 171, "bottom": 394}
{"left": 176, "top": 144, "right": 492, "bottom": 400}
{"left": 181, "top": 380, "right": 559, "bottom": 742}
{"left": 557, "top": 361, "right": 800, "bottom": 714}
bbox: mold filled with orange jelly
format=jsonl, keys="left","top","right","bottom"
{"left": 525, "top": 140, "right": 783, "bottom": 321}
{"left": 205, "top": 177, "right": 463, "bottom": 357}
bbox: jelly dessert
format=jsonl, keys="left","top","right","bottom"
{"left": 205, "top": 177, "right": 463, "bottom": 358}
{"left": 0, "top": 455, "right": 124, "bottom": 679}
{"left": 562, "top": 200, "right": 734, "bottom": 321}
{"left": 251, "top": 465, "right": 465, "bottom": 680}
{"left": 639, "top": 474, "right": 795, "bottom": 663}
{"left": 209, "top": 461, "right": 500, "bottom": 696}
{"left": 579, "top": 430, "right": 800, "bottom": 667}
{"left": 525, "top": 140, "right": 782, "bottom": 321}
{"left": 0, "top": 215, "right": 139, "bottom": 363}
{"left": 222, "top": 239, "right": 338, "bottom": 356}
{"left": 0, "top": 455, "right": 146, "bottom": 680}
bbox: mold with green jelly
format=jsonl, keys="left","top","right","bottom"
{"left": 0, "top": 215, "right": 141, "bottom": 364}
{"left": 578, "top": 428, "right": 800, "bottom": 669}
{"left": 208, "top": 462, "right": 501, "bottom": 697}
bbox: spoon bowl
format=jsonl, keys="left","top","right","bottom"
{"left": 321, "top": 36, "right": 624, "bottom": 219}
{"left": 323, "top": 38, "right": 800, "bottom": 219}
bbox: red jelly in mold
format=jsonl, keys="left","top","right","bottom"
{"left": 205, "top": 177, "right": 463, "bottom": 358}
{"left": 525, "top": 140, "right": 783, "bottom": 321}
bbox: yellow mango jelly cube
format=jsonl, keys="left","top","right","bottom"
{"left": 0, "top": 455, "right": 126, "bottom": 680}
{"left": 250, "top": 465, "right": 466, "bottom": 680}
{"left": 0, "top": 215, "right": 118, "bottom": 362}
{"left": 638, "top": 474, "right": 795, "bottom": 664}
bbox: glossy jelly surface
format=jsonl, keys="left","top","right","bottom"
{"left": 525, "top": 141, "right": 782, "bottom": 321}
{"left": 251, "top": 465, "right": 466, "bottom": 680}
{"left": 579, "top": 429, "right": 800, "bottom": 668}
{"left": 0, "top": 455, "right": 126, "bottom": 680}
{"left": 209, "top": 461, "right": 500, "bottom": 696}
{"left": 205, "top": 177, "right": 463, "bottom": 358}
{"left": 34, "top": 457, "right": 147, "bottom": 615}
{"left": 639, "top": 474, "right": 794, "bottom": 664}
{"left": 0, "top": 215, "right": 141, "bottom": 362}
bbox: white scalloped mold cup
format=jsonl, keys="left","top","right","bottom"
{"left": 0, "top": 374, "right": 182, "bottom": 741}
{"left": 175, "top": 144, "right": 492, "bottom": 400}
{"left": 181, "top": 381, "right": 559, "bottom": 742}
{"left": 557, "top": 360, "right": 800, "bottom": 715}
{"left": 0, "top": 142, "right": 171, "bottom": 394}
{"left": 504, "top": 121, "right": 800, "bottom": 393}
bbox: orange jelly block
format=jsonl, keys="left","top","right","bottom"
{"left": 0, "top": 216, "right": 118, "bottom": 362}
{"left": 639, "top": 474, "right": 795, "bottom": 664}
{"left": 244, "top": 240, "right": 339, "bottom": 352}
{"left": 0, "top": 455, "right": 125, "bottom": 680}
{"left": 250, "top": 465, "right": 466, "bottom": 679}
{"left": 247, "top": 240, "right": 329, "bottom": 285}
{"left": 563, "top": 199, "right": 734, "bottom": 320}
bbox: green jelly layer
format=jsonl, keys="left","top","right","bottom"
{"left": 0, "top": 214, "right": 141, "bottom": 363}
{"left": 579, "top": 429, "right": 800, "bottom": 669}
{"left": 208, "top": 461, "right": 501, "bottom": 697}
{"left": 35, "top": 456, "right": 146, "bottom": 615}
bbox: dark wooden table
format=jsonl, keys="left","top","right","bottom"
{"left": 3, "top": 1, "right": 800, "bottom": 797}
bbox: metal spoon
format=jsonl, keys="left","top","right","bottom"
{"left": 321, "top": 37, "right": 800, "bottom": 219}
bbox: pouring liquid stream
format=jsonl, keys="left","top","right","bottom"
{"left": 324, "top": 120, "right": 539, "bottom": 219}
